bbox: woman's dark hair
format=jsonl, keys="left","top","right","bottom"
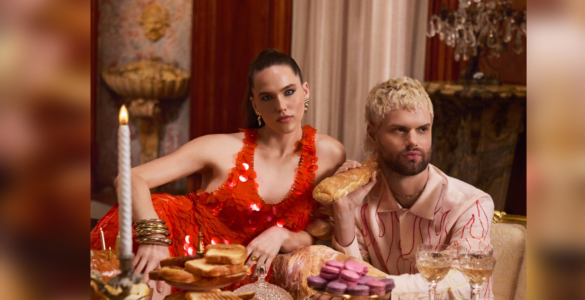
{"left": 243, "top": 49, "right": 304, "bottom": 128}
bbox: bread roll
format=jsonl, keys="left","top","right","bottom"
{"left": 312, "top": 157, "right": 378, "bottom": 204}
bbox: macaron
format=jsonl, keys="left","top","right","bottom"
{"left": 380, "top": 277, "right": 396, "bottom": 291}
{"left": 326, "top": 280, "right": 348, "bottom": 295}
{"left": 367, "top": 280, "right": 387, "bottom": 295}
{"left": 344, "top": 260, "right": 366, "bottom": 274}
{"left": 339, "top": 270, "right": 360, "bottom": 287}
{"left": 347, "top": 285, "right": 370, "bottom": 296}
{"left": 307, "top": 276, "right": 328, "bottom": 290}
{"left": 358, "top": 275, "right": 376, "bottom": 285}
{"left": 361, "top": 265, "right": 369, "bottom": 275}
{"left": 325, "top": 260, "right": 345, "bottom": 270}
{"left": 320, "top": 265, "right": 341, "bottom": 280}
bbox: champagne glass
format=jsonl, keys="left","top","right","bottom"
{"left": 458, "top": 244, "right": 496, "bottom": 300}
{"left": 416, "top": 244, "right": 453, "bottom": 300}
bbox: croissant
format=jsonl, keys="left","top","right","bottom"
{"left": 312, "top": 157, "right": 378, "bottom": 204}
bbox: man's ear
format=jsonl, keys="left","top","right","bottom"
{"left": 302, "top": 82, "right": 310, "bottom": 99}
{"left": 367, "top": 122, "right": 377, "bottom": 144}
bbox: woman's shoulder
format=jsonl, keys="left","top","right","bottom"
{"left": 183, "top": 132, "right": 246, "bottom": 154}
{"left": 314, "top": 132, "right": 345, "bottom": 163}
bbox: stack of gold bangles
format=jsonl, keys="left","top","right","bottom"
{"left": 133, "top": 219, "right": 173, "bottom": 246}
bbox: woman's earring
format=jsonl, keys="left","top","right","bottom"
{"left": 304, "top": 98, "right": 309, "bottom": 112}
{"left": 255, "top": 111, "right": 262, "bottom": 126}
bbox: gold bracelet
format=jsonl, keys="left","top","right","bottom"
{"left": 134, "top": 219, "right": 166, "bottom": 226}
{"left": 135, "top": 236, "right": 173, "bottom": 245}
{"left": 135, "top": 223, "right": 168, "bottom": 230}
{"left": 134, "top": 228, "right": 170, "bottom": 237}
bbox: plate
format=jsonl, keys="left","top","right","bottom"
{"left": 314, "top": 289, "right": 391, "bottom": 300}
{"left": 165, "top": 272, "right": 248, "bottom": 291}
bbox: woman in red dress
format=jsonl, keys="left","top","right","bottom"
{"left": 90, "top": 49, "right": 346, "bottom": 299}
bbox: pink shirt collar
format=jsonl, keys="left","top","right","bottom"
{"left": 370, "top": 164, "right": 446, "bottom": 220}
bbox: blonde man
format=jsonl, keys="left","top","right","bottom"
{"left": 316, "top": 77, "right": 494, "bottom": 299}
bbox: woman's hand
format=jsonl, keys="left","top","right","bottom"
{"left": 132, "top": 243, "right": 171, "bottom": 298}
{"left": 245, "top": 226, "right": 291, "bottom": 272}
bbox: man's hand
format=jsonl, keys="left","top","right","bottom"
{"left": 331, "top": 160, "right": 377, "bottom": 247}
{"left": 332, "top": 160, "right": 377, "bottom": 213}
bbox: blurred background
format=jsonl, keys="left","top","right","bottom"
{"left": 0, "top": 0, "right": 582, "bottom": 299}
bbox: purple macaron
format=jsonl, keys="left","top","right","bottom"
{"left": 326, "top": 280, "right": 348, "bottom": 295}
{"left": 339, "top": 270, "right": 360, "bottom": 287}
{"left": 320, "top": 265, "right": 341, "bottom": 280}
{"left": 347, "top": 285, "right": 370, "bottom": 296}
{"left": 344, "top": 260, "right": 366, "bottom": 274}
{"left": 367, "top": 280, "right": 387, "bottom": 295}
{"left": 380, "top": 278, "right": 396, "bottom": 291}
{"left": 307, "top": 276, "right": 328, "bottom": 290}
{"left": 325, "top": 260, "right": 345, "bottom": 269}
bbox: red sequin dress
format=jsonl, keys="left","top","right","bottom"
{"left": 90, "top": 125, "right": 319, "bottom": 289}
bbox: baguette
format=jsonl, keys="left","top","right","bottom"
{"left": 204, "top": 244, "right": 247, "bottom": 265}
{"left": 185, "top": 258, "right": 248, "bottom": 277}
{"left": 312, "top": 157, "right": 378, "bottom": 204}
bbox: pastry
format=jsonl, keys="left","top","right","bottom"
{"left": 312, "top": 157, "right": 378, "bottom": 204}
{"left": 235, "top": 291, "right": 256, "bottom": 300}
{"left": 344, "top": 260, "right": 366, "bottom": 274}
{"left": 149, "top": 269, "right": 164, "bottom": 281}
{"left": 164, "top": 292, "right": 187, "bottom": 300}
{"left": 347, "top": 285, "right": 369, "bottom": 296}
{"left": 357, "top": 275, "right": 375, "bottom": 285}
{"left": 185, "top": 258, "right": 247, "bottom": 277}
{"left": 325, "top": 281, "right": 347, "bottom": 295}
{"left": 380, "top": 278, "right": 396, "bottom": 292}
{"left": 319, "top": 266, "right": 340, "bottom": 280}
{"left": 160, "top": 266, "right": 197, "bottom": 283}
{"left": 204, "top": 244, "right": 247, "bottom": 265}
{"left": 366, "top": 280, "right": 386, "bottom": 295}
{"left": 307, "top": 276, "right": 328, "bottom": 290}
{"left": 325, "top": 260, "right": 344, "bottom": 269}
{"left": 185, "top": 291, "right": 240, "bottom": 300}
{"left": 191, "top": 272, "right": 249, "bottom": 287}
{"left": 161, "top": 255, "right": 200, "bottom": 268}
{"left": 338, "top": 270, "right": 359, "bottom": 287}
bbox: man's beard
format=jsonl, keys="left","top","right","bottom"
{"left": 378, "top": 147, "right": 431, "bottom": 177}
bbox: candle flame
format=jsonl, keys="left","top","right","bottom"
{"left": 119, "top": 105, "right": 129, "bottom": 125}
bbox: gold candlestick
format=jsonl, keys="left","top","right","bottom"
{"left": 196, "top": 231, "right": 205, "bottom": 256}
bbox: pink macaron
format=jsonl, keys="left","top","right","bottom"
{"left": 366, "top": 280, "right": 386, "bottom": 295}
{"left": 320, "top": 265, "right": 341, "bottom": 280}
{"left": 325, "top": 260, "right": 345, "bottom": 270}
{"left": 339, "top": 270, "right": 360, "bottom": 287}
{"left": 344, "top": 260, "right": 366, "bottom": 274}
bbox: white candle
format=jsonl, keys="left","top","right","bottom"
{"left": 118, "top": 105, "right": 132, "bottom": 258}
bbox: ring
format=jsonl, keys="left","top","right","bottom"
{"left": 250, "top": 254, "right": 259, "bottom": 261}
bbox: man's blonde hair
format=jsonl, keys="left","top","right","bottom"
{"left": 364, "top": 76, "right": 433, "bottom": 152}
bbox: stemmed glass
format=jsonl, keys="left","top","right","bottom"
{"left": 457, "top": 244, "right": 496, "bottom": 300}
{"left": 416, "top": 244, "right": 453, "bottom": 300}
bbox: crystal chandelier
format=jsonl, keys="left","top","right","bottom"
{"left": 427, "top": 0, "right": 527, "bottom": 62}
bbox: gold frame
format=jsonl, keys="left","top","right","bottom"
{"left": 492, "top": 210, "right": 527, "bottom": 227}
